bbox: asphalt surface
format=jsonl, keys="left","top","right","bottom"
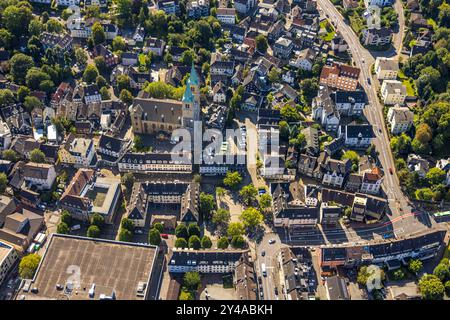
{"left": 316, "top": 0, "right": 435, "bottom": 235}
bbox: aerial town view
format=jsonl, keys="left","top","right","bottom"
{"left": 0, "top": 0, "right": 449, "bottom": 306}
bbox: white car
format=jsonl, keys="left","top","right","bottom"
{"left": 268, "top": 239, "right": 276, "bottom": 244}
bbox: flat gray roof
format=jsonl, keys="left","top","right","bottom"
{"left": 20, "top": 235, "right": 158, "bottom": 300}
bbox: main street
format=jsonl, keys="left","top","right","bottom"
{"left": 316, "top": 0, "right": 419, "bottom": 225}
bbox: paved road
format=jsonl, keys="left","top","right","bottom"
{"left": 317, "top": 0, "right": 418, "bottom": 224}
{"left": 392, "top": 0, "right": 406, "bottom": 57}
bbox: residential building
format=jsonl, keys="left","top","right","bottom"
{"left": 60, "top": 169, "right": 121, "bottom": 223}
{"left": 212, "top": 81, "right": 227, "bottom": 103}
{"left": 311, "top": 86, "right": 340, "bottom": 132}
{"left": 325, "top": 276, "right": 350, "bottom": 300}
{"left": 40, "top": 32, "right": 73, "bottom": 58}
{"left": 387, "top": 106, "right": 414, "bottom": 134}
{"left": 374, "top": 57, "right": 399, "bottom": 81}
{"left": 216, "top": 8, "right": 236, "bottom": 25}
{"left": 0, "top": 210, "right": 44, "bottom": 251}
{"left": 186, "top": 0, "right": 210, "bottom": 19}
{"left": 234, "top": 0, "right": 256, "bottom": 14}
{"left": 320, "top": 63, "right": 360, "bottom": 91}
{"left": 0, "top": 121, "right": 12, "bottom": 151}
{"left": 143, "top": 38, "right": 166, "bottom": 57}
{"left": 273, "top": 37, "right": 294, "bottom": 59}
{"left": 0, "top": 241, "right": 18, "bottom": 286}
{"left": 340, "top": 124, "right": 375, "bottom": 149}
{"left": 321, "top": 158, "right": 352, "bottom": 188}
{"left": 360, "top": 170, "right": 383, "bottom": 195}
{"left": 97, "top": 135, "right": 128, "bottom": 166}
{"left": 156, "top": 0, "right": 181, "bottom": 15}
{"left": 23, "top": 163, "right": 56, "bottom": 190}
{"left": 168, "top": 249, "right": 249, "bottom": 273}
{"left": 118, "top": 152, "right": 192, "bottom": 174}
{"left": 127, "top": 181, "right": 199, "bottom": 227}
{"left": 59, "top": 136, "right": 95, "bottom": 168}
{"left": 364, "top": 0, "right": 394, "bottom": 7}
{"left": 289, "top": 48, "right": 317, "bottom": 71}
{"left": 362, "top": 27, "right": 393, "bottom": 47}
{"left": 333, "top": 90, "right": 366, "bottom": 116}
{"left": 381, "top": 80, "right": 407, "bottom": 105}
{"left": 320, "top": 203, "right": 342, "bottom": 226}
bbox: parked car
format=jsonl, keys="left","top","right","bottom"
{"left": 261, "top": 250, "right": 266, "bottom": 257}
{"left": 389, "top": 168, "right": 393, "bottom": 175}
{"left": 161, "top": 233, "right": 169, "bottom": 239}
{"left": 268, "top": 239, "right": 276, "bottom": 244}
{"left": 134, "top": 229, "right": 143, "bottom": 234}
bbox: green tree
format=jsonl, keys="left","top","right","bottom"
{"left": 83, "top": 64, "right": 99, "bottom": 84}
{"left": 280, "top": 104, "right": 302, "bottom": 122}
{"left": 175, "top": 237, "right": 188, "bottom": 248}
{"left": 0, "top": 29, "right": 12, "bottom": 50}
{"left": 184, "top": 271, "right": 201, "bottom": 290}
{"left": 17, "top": 86, "right": 30, "bottom": 103}
{"left": 90, "top": 213, "right": 105, "bottom": 228}
{"left": 149, "top": 228, "right": 162, "bottom": 245}
{"left": 415, "top": 123, "right": 433, "bottom": 144}
{"left": 392, "top": 269, "right": 405, "bottom": 281}
{"left": 227, "top": 222, "right": 245, "bottom": 238}
{"left": 342, "top": 150, "right": 360, "bottom": 165}
{"left": 408, "top": 259, "right": 423, "bottom": 275}
{"left": 239, "top": 184, "right": 258, "bottom": 206}
{"left": 3, "top": 4, "right": 33, "bottom": 36}
{"left": 0, "top": 89, "right": 14, "bottom": 107}
{"left": 120, "top": 89, "right": 133, "bottom": 105}
{"left": 201, "top": 236, "right": 212, "bottom": 248}
{"left": 10, "top": 53, "right": 34, "bottom": 84}
{"left": 179, "top": 290, "right": 193, "bottom": 300}
{"left": 60, "top": 210, "right": 72, "bottom": 226}
{"left": 57, "top": 222, "right": 69, "bottom": 234}
{"left": 23, "top": 96, "right": 42, "bottom": 112}
{"left": 153, "top": 222, "right": 164, "bottom": 233}
{"left": 94, "top": 56, "right": 108, "bottom": 75}
{"left": 75, "top": 48, "right": 88, "bottom": 66}
{"left": 199, "top": 192, "right": 216, "bottom": 219}
{"left": 419, "top": 274, "right": 445, "bottom": 300}
{"left": 119, "top": 228, "right": 132, "bottom": 242}
{"left": 426, "top": 167, "right": 446, "bottom": 185}
{"left": 217, "top": 236, "right": 229, "bottom": 249}
{"left": 433, "top": 259, "right": 450, "bottom": 282}
{"left": 255, "top": 34, "right": 268, "bottom": 53}
{"left": 100, "top": 87, "right": 110, "bottom": 100}
{"left": 258, "top": 194, "right": 272, "bottom": 211}
{"left": 180, "top": 50, "right": 196, "bottom": 66}
{"left": 188, "top": 235, "right": 201, "bottom": 249}
{"left": 121, "top": 218, "right": 134, "bottom": 232}
{"left": 212, "top": 208, "right": 230, "bottom": 226}
{"left": 231, "top": 235, "right": 246, "bottom": 248}
{"left": 390, "top": 133, "right": 412, "bottom": 155}
{"left": 117, "top": 74, "right": 131, "bottom": 92}
{"left": 0, "top": 173, "right": 8, "bottom": 193}
{"left": 240, "top": 207, "right": 263, "bottom": 230}
{"left": 268, "top": 68, "right": 280, "bottom": 83}
{"left": 121, "top": 172, "right": 135, "bottom": 191}
{"left": 175, "top": 223, "right": 189, "bottom": 239}
{"left": 92, "top": 22, "right": 105, "bottom": 45}
{"left": 223, "top": 171, "right": 242, "bottom": 190}
{"left": 2, "top": 149, "right": 18, "bottom": 162}
{"left": 19, "top": 254, "right": 41, "bottom": 279}
{"left": 87, "top": 225, "right": 101, "bottom": 238}
{"left": 188, "top": 223, "right": 201, "bottom": 238}
{"left": 112, "top": 36, "right": 126, "bottom": 52}
{"left": 30, "top": 149, "right": 45, "bottom": 163}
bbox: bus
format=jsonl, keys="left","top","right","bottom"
{"left": 261, "top": 263, "right": 267, "bottom": 277}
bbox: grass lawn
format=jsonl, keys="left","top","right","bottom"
{"left": 222, "top": 274, "right": 234, "bottom": 289}
{"left": 320, "top": 20, "right": 335, "bottom": 41}
{"left": 398, "top": 70, "right": 417, "bottom": 96}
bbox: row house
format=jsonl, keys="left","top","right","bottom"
{"left": 39, "top": 32, "right": 73, "bottom": 58}
{"left": 118, "top": 152, "right": 192, "bottom": 174}
{"left": 186, "top": 0, "right": 210, "bottom": 19}
{"left": 234, "top": 0, "right": 256, "bottom": 14}
{"left": 321, "top": 158, "right": 352, "bottom": 188}
{"left": 168, "top": 250, "right": 249, "bottom": 273}
{"left": 332, "top": 90, "right": 366, "bottom": 117}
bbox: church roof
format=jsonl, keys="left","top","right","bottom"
{"left": 188, "top": 63, "right": 199, "bottom": 86}
{"left": 182, "top": 82, "right": 194, "bottom": 103}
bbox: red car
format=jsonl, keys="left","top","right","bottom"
{"left": 160, "top": 234, "right": 169, "bottom": 239}
{"left": 389, "top": 168, "right": 393, "bottom": 175}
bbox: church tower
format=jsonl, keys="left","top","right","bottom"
{"left": 182, "top": 64, "right": 201, "bottom": 129}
